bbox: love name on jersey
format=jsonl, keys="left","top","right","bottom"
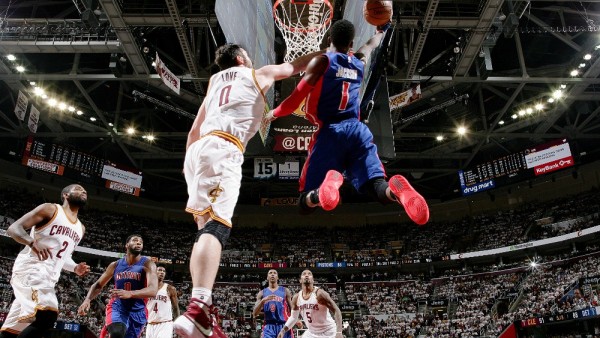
{"left": 49, "top": 224, "right": 81, "bottom": 244}
{"left": 299, "top": 303, "right": 320, "bottom": 311}
{"left": 221, "top": 71, "right": 238, "bottom": 82}
{"left": 115, "top": 271, "right": 142, "bottom": 281}
{"left": 152, "top": 294, "right": 168, "bottom": 302}
{"left": 335, "top": 67, "right": 357, "bottom": 80}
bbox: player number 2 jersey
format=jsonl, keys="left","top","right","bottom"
{"left": 297, "top": 287, "right": 336, "bottom": 335}
{"left": 201, "top": 66, "right": 267, "bottom": 149}
{"left": 12, "top": 204, "right": 83, "bottom": 287}
{"left": 147, "top": 283, "right": 172, "bottom": 323}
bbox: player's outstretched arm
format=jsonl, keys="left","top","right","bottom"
{"left": 354, "top": 25, "right": 389, "bottom": 65}
{"left": 7, "top": 203, "right": 56, "bottom": 260}
{"left": 265, "top": 55, "right": 328, "bottom": 122}
{"left": 317, "top": 289, "right": 344, "bottom": 338}
{"left": 78, "top": 261, "right": 117, "bottom": 315}
{"left": 255, "top": 49, "right": 325, "bottom": 92}
{"left": 111, "top": 259, "right": 159, "bottom": 300}
{"left": 168, "top": 284, "right": 180, "bottom": 318}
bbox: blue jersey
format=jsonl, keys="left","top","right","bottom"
{"left": 262, "top": 286, "right": 288, "bottom": 324}
{"left": 305, "top": 51, "right": 364, "bottom": 126}
{"left": 112, "top": 256, "right": 149, "bottom": 312}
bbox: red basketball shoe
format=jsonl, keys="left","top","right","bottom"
{"left": 173, "top": 298, "right": 227, "bottom": 338}
{"left": 318, "top": 170, "right": 344, "bottom": 211}
{"left": 388, "top": 175, "right": 429, "bottom": 226}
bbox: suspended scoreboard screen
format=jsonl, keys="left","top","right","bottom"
{"left": 458, "top": 139, "right": 574, "bottom": 196}
{"left": 22, "top": 136, "right": 143, "bottom": 196}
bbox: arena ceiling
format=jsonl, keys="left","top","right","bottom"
{"left": 1, "top": 0, "right": 600, "bottom": 203}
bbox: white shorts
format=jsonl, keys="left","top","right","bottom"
{"left": 146, "top": 321, "right": 173, "bottom": 338}
{"left": 184, "top": 134, "right": 244, "bottom": 227}
{"left": 0, "top": 274, "right": 58, "bottom": 334}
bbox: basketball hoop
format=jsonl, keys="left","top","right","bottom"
{"left": 273, "top": 0, "right": 333, "bottom": 63}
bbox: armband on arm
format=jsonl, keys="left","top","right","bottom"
{"left": 283, "top": 309, "right": 300, "bottom": 331}
{"left": 63, "top": 256, "right": 76, "bottom": 273}
{"left": 272, "top": 79, "right": 314, "bottom": 118}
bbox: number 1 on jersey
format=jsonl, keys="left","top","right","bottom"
{"left": 338, "top": 81, "right": 350, "bottom": 110}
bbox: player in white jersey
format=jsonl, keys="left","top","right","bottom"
{"left": 175, "top": 44, "right": 323, "bottom": 338}
{"left": 0, "top": 184, "right": 90, "bottom": 338}
{"left": 145, "top": 265, "right": 179, "bottom": 338}
{"left": 278, "top": 270, "right": 343, "bottom": 338}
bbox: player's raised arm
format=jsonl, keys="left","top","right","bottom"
{"left": 255, "top": 49, "right": 324, "bottom": 92}
{"left": 78, "top": 261, "right": 117, "bottom": 315}
{"left": 354, "top": 24, "right": 390, "bottom": 65}
{"left": 317, "top": 289, "right": 343, "bottom": 337}
{"left": 265, "top": 55, "right": 328, "bottom": 122}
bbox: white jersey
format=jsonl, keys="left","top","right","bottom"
{"left": 201, "top": 66, "right": 267, "bottom": 149}
{"left": 12, "top": 204, "right": 83, "bottom": 288}
{"left": 297, "top": 287, "right": 336, "bottom": 335}
{"left": 147, "top": 283, "right": 173, "bottom": 323}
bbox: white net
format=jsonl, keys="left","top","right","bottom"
{"left": 274, "top": 0, "right": 333, "bottom": 63}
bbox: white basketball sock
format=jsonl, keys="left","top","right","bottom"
{"left": 192, "top": 287, "right": 212, "bottom": 305}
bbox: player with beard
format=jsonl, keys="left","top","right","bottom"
{"left": 278, "top": 270, "right": 343, "bottom": 338}
{"left": 78, "top": 234, "right": 158, "bottom": 338}
{"left": 0, "top": 184, "right": 91, "bottom": 338}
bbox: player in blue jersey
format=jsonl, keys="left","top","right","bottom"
{"left": 267, "top": 19, "right": 429, "bottom": 226}
{"left": 253, "top": 270, "right": 300, "bottom": 338}
{"left": 78, "top": 234, "right": 158, "bottom": 338}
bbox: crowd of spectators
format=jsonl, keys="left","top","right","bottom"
{"left": 1, "top": 187, "right": 599, "bottom": 267}
{"left": 1, "top": 186, "right": 600, "bottom": 336}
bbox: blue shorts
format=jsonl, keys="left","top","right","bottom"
{"left": 300, "top": 119, "right": 385, "bottom": 192}
{"left": 262, "top": 323, "right": 293, "bottom": 338}
{"left": 105, "top": 299, "right": 147, "bottom": 338}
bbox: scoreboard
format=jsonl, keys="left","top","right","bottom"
{"left": 519, "top": 306, "right": 599, "bottom": 328}
{"left": 22, "top": 137, "right": 143, "bottom": 196}
{"left": 458, "top": 139, "right": 574, "bottom": 196}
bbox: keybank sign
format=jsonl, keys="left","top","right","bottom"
{"left": 462, "top": 179, "right": 496, "bottom": 196}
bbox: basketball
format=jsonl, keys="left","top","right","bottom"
{"left": 363, "top": 0, "right": 393, "bottom": 26}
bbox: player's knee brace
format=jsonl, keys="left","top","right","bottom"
{"left": 31, "top": 310, "right": 58, "bottom": 331}
{"left": 107, "top": 323, "right": 127, "bottom": 338}
{"left": 363, "top": 177, "right": 393, "bottom": 205}
{"left": 196, "top": 220, "right": 231, "bottom": 248}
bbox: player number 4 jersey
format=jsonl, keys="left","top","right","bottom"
{"left": 147, "top": 283, "right": 172, "bottom": 323}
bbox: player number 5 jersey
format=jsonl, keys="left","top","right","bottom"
{"left": 297, "top": 287, "right": 336, "bottom": 335}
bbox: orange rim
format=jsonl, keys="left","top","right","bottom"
{"left": 273, "top": 0, "right": 333, "bottom": 34}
